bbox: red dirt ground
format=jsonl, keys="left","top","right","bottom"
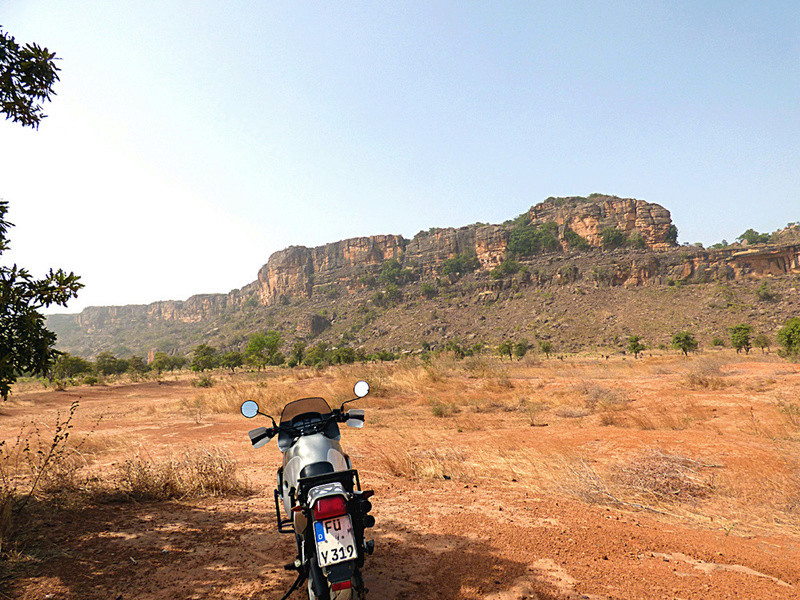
{"left": 2, "top": 356, "right": 799, "bottom": 600}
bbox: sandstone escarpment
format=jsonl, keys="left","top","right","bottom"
{"left": 256, "top": 195, "right": 676, "bottom": 304}
{"left": 529, "top": 195, "right": 674, "bottom": 250}
{"left": 257, "top": 235, "right": 405, "bottom": 305}
{"left": 74, "top": 282, "right": 259, "bottom": 332}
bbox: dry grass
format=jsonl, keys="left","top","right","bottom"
{"left": 378, "top": 447, "right": 473, "bottom": 480}
{"left": 119, "top": 446, "right": 251, "bottom": 501}
{"left": 683, "top": 357, "right": 729, "bottom": 390}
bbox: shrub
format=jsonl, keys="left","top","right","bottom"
{"left": 737, "top": 228, "right": 770, "bottom": 245}
{"left": 507, "top": 218, "right": 560, "bottom": 257}
{"left": 490, "top": 259, "right": 520, "bottom": 279}
{"left": 192, "top": 375, "right": 214, "bottom": 388}
{"left": 777, "top": 317, "right": 800, "bottom": 357}
{"left": 756, "top": 281, "right": 779, "bottom": 302}
{"left": 729, "top": 323, "right": 752, "bottom": 354}
{"left": 672, "top": 331, "right": 699, "bottom": 356}
{"left": 563, "top": 227, "right": 590, "bottom": 250}
{"left": 379, "top": 259, "right": 416, "bottom": 286}
{"left": 420, "top": 282, "right": 438, "bottom": 299}
{"left": 119, "top": 447, "right": 250, "bottom": 501}
{"left": 441, "top": 252, "right": 480, "bottom": 277}
{"left": 601, "top": 227, "right": 626, "bottom": 250}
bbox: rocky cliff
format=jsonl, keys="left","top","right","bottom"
{"left": 528, "top": 195, "right": 675, "bottom": 250}
{"left": 47, "top": 194, "right": 799, "bottom": 358}
{"left": 257, "top": 195, "right": 678, "bottom": 304}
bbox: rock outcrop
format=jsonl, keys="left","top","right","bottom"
{"left": 256, "top": 195, "right": 676, "bottom": 304}
{"left": 529, "top": 195, "right": 675, "bottom": 250}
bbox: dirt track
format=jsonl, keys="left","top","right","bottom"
{"left": 3, "top": 357, "right": 799, "bottom": 599}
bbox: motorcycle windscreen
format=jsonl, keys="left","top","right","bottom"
{"left": 280, "top": 397, "right": 333, "bottom": 424}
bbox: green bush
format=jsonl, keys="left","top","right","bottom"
{"left": 441, "top": 252, "right": 480, "bottom": 276}
{"left": 601, "top": 228, "right": 627, "bottom": 250}
{"left": 192, "top": 375, "right": 214, "bottom": 388}
{"left": 420, "top": 282, "right": 438, "bottom": 299}
{"left": 563, "top": 227, "right": 590, "bottom": 250}
{"left": 379, "top": 259, "right": 417, "bottom": 286}
{"left": 777, "top": 317, "right": 800, "bottom": 357}
{"left": 507, "top": 218, "right": 560, "bottom": 257}
{"left": 490, "top": 259, "right": 520, "bottom": 279}
{"left": 737, "top": 228, "right": 771, "bottom": 245}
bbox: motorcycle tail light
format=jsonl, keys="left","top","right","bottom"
{"left": 313, "top": 495, "right": 347, "bottom": 520}
{"left": 331, "top": 581, "right": 352, "bottom": 591}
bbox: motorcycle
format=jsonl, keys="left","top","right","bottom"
{"left": 241, "top": 381, "right": 375, "bottom": 600}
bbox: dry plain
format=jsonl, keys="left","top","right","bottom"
{"left": 1, "top": 352, "right": 799, "bottom": 599}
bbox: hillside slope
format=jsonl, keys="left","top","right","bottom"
{"left": 47, "top": 195, "right": 800, "bottom": 359}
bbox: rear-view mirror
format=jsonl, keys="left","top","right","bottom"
{"left": 354, "top": 380, "right": 369, "bottom": 398}
{"left": 241, "top": 400, "right": 260, "bottom": 418}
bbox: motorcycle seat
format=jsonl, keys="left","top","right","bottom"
{"left": 299, "top": 461, "right": 335, "bottom": 479}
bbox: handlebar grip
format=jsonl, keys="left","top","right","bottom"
{"left": 251, "top": 428, "right": 275, "bottom": 445}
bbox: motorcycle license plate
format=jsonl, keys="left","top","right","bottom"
{"left": 314, "top": 515, "right": 357, "bottom": 567}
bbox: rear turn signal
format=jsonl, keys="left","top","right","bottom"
{"left": 313, "top": 495, "right": 347, "bottom": 521}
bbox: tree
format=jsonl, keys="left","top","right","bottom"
{"left": 777, "top": 317, "right": 800, "bottom": 357}
{"left": 169, "top": 355, "right": 188, "bottom": 372}
{"left": 538, "top": 340, "right": 553, "bottom": 359}
{"left": 0, "top": 28, "right": 60, "bottom": 128}
{"left": 737, "top": 228, "right": 770, "bottom": 245}
{"left": 753, "top": 333, "right": 771, "bottom": 354}
{"left": 729, "top": 324, "right": 752, "bottom": 354}
{"left": 244, "top": 331, "right": 283, "bottom": 370}
{"left": 191, "top": 344, "right": 219, "bottom": 372}
{"left": 627, "top": 335, "right": 645, "bottom": 359}
{"left": 150, "top": 351, "right": 171, "bottom": 375}
{"left": 127, "top": 355, "right": 148, "bottom": 376}
{"left": 512, "top": 339, "right": 529, "bottom": 360}
{"left": 289, "top": 341, "right": 306, "bottom": 367}
{"left": 671, "top": 331, "right": 699, "bottom": 356}
{"left": 53, "top": 352, "right": 93, "bottom": 380}
{"left": 95, "top": 351, "right": 123, "bottom": 376}
{"left": 0, "top": 202, "right": 82, "bottom": 399}
{"left": 220, "top": 350, "right": 244, "bottom": 373}
{"left": 497, "top": 340, "right": 513, "bottom": 360}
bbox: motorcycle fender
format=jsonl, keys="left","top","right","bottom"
{"left": 307, "top": 482, "right": 348, "bottom": 509}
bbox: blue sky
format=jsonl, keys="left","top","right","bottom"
{"left": 1, "top": 1, "right": 798, "bottom": 312}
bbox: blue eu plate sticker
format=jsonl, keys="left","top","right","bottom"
{"left": 314, "top": 521, "right": 326, "bottom": 543}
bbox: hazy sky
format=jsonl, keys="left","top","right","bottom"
{"left": 1, "top": 2, "right": 798, "bottom": 313}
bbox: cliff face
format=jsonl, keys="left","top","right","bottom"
{"left": 73, "top": 282, "right": 260, "bottom": 332}
{"left": 257, "top": 236, "right": 405, "bottom": 305}
{"left": 529, "top": 195, "right": 674, "bottom": 250}
{"left": 56, "top": 195, "right": 799, "bottom": 342}
{"left": 257, "top": 196, "right": 675, "bottom": 304}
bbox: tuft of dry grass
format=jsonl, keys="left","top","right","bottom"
{"left": 119, "top": 446, "right": 251, "bottom": 501}
{"left": 683, "top": 357, "right": 729, "bottom": 390}
{"left": 613, "top": 450, "right": 718, "bottom": 503}
{"left": 378, "top": 447, "right": 473, "bottom": 480}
